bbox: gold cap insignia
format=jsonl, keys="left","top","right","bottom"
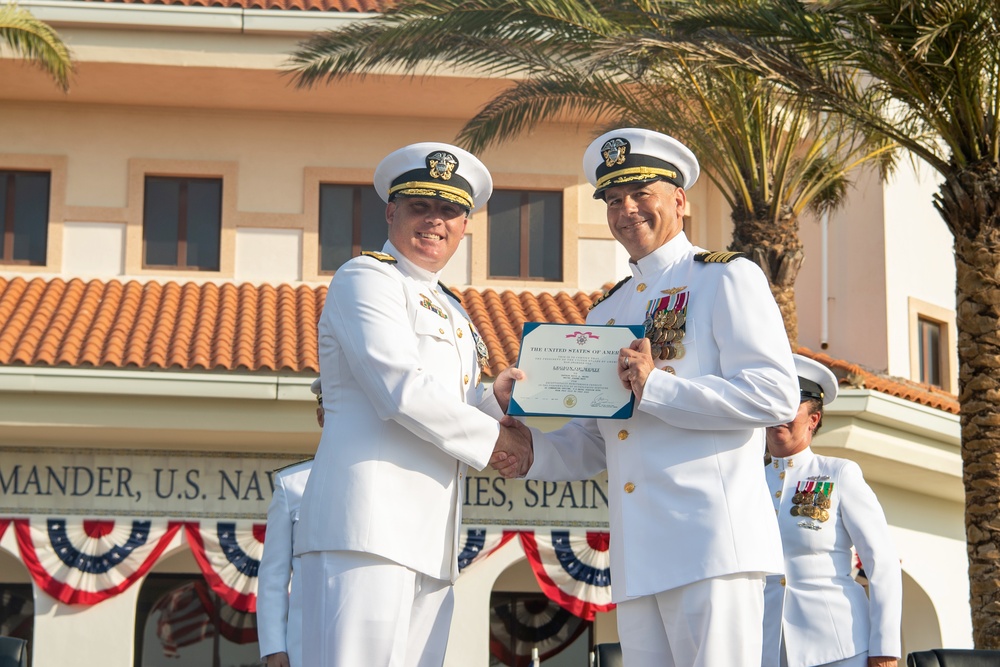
{"left": 601, "top": 138, "right": 628, "bottom": 168}
{"left": 428, "top": 151, "right": 458, "bottom": 180}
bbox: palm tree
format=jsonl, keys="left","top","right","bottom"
{"left": 286, "top": 0, "right": 895, "bottom": 347}
{"left": 0, "top": 2, "right": 72, "bottom": 90}
{"left": 647, "top": 0, "right": 1000, "bottom": 647}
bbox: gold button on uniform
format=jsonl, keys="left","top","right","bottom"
{"left": 457, "top": 328, "right": 464, "bottom": 338}
{"left": 439, "top": 328, "right": 445, "bottom": 334}
{"left": 606, "top": 318, "right": 615, "bottom": 325}
{"left": 779, "top": 472, "right": 786, "bottom": 480}
{"left": 464, "top": 375, "right": 469, "bottom": 385}
{"left": 624, "top": 482, "right": 635, "bottom": 493}
{"left": 775, "top": 490, "right": 782, "bottom": 498}
{"left": 636, "top": 283, "right": 647, "bottom": 292}
{"left": 662, "top": 366, "right": 675, "bottom": 374}
{"left": 780, "top": 577, "right": 786, "bottom": 586}
{"left": 618, "top": 430, "right": 629, "bottom": 440}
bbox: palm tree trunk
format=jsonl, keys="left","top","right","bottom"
{"left": 728, "top": 207, "right": 803, "bottom": 348}
{"left": 946, "top": 162, "right": 1000, "bottom": 649}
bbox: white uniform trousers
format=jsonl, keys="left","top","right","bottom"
{"left": 616, "top": 572, "right": 766, "bottom": 667}
{"left": 300, "top": 551, "right": 454, "bottom": 667}
{"left": 780, "top": 647, "right": 868, "bottom": 667}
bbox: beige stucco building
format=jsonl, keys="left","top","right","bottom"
{"left": 0, "top": 1, "right": 971, "bottom": 665}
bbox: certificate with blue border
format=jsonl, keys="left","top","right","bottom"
{"left": 507, "top": 322, "right": 644, "bottom": 419}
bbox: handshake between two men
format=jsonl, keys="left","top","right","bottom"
{"left": 488, "top": 367, "right": 532, "bottom": 479}
{"left": 484, "top": 335, "right": 654, "bottom": 480}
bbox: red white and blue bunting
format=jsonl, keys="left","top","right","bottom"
{"left": 13, "top": 518, "right": 181, "bottom": 605}
{"left": 490, "top": 595, "right": 590, "bottom": 667}
{"left": 518, "top": 530, "right": 614, "bottom": 621}
{"left": 2, "top": 517, "right": 613, "bottom": 620}
{"left": 184, "top": 521, "right": 266, "bottom": 613}
{"left": 457, "top": 527, "right": 517, "bottom": 572}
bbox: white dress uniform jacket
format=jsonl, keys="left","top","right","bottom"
{"left": 527, "top": 233, "right": 798, "bottom": 601}
{"left": 763, "top": 447, "right": 902, "bottom": 667}
{"left": 295, "top": 241, "right": 503, "bottom": 582}
{"left": 257, "top": 460, "right": 312, "bottom": 666}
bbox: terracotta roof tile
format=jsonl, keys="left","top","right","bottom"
{"left": 0, "top": 276, "right": 960, "bottom": 414}
{"left": 0, "top": 277, "right": 327, "bottom": 373}
{"left": 71, "top": 0, "right": 392, "bottom": 11}
{"left": 796, "top": 347, "right": 959, "bottom": 415}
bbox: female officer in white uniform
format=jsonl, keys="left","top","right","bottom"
{"left": 764, "top": 354, "right": 902, "bottom": 667}
{"left": 257, "top": 379, "right": 322, "bottom": 667}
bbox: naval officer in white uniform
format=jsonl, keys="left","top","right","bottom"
{"left": 295, "top": 142, "right": 531, "bottom": 667}
{"left": 763, "top": 355, "right": 902, "bottom": 667}
{"left": 499, "top": 128, "right": 800, "bottom": 667}
{"left": 257, "top": 378, "right": 322, "bottom": 667}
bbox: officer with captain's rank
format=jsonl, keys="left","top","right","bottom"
{"left": 763, "top": 355, "right": 902, "bottom": 667}
{"left": 295, "top": 142, "right": 531, "bottom": 667}
{"left": 498, "top": 128, "right": 800, "bottom": 667}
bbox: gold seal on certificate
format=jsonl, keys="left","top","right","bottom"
{"left": 507, "top": 322, "right": 644, "bottom": 419}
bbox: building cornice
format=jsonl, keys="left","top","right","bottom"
{"left": 21, "top": 0, "right": 374, "bottom": 34}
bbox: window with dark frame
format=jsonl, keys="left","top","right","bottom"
{"left": 488, "top": 190, "right": 563, "bottom": 281}
{"left": 319, "top": 183, "right": 387, "bottom": 273}
{"left": 917, "top": 316, "right": 943, "bottom": 387}
{"left": 143, "top": 176, "right": 222, "bottom": 270}
{"left": 0, "top": 170, "right": 50, "bottom": 265}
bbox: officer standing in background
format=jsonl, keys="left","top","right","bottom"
{"left": 257, "top": 378, "right": 322, "bottom": 667}
{"left": 764, "top": 355, "right": 902, "bottom": 667}
{"left": 497, "top": 128, "right": 799, "bottom": 667}
{"left": 295, "top": 142, "right": 530, "bottom": 667}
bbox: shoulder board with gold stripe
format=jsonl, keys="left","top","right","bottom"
{"left": 271, "top": 457, "right": 314, "bottom": 475}
{"left": 694, "top": 250, "right": 745, "bottom": 264}
{"left": 437, "top": 282, "right": 461, "bottom": 304}
{"left": 590, "top": 276, "right": 632, "bottom": 310}
{"left": 361, "top": 251, "right": 397, "bottom": 264}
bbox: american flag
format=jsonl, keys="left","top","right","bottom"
{"left": 0, "top": 589, "right": 32, "bottom": 640}
{"left": 152, "top": 581, "right": 258, "bottom": 658}
{"left": 152, "top": 581, "right": 216, "bottom": 657}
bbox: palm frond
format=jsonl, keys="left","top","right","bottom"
{"left": 0, "top": 3, "right": 72, "bottom": 90}
{"left": 659, "top": 0, "right": 999, "bottom": 174}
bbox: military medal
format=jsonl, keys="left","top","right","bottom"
{"left": 469, "top": 322, "right": 490, "bottom": 371}
{"left": 790, "top": 480, "right": 834, "bottom": 525}
{"left": 644, "top": 290, "right": 688, "bottom": 363}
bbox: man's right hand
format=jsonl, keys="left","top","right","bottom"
{"left": 490, "top": 416, "right": 533, "bottom": 479}
{"left": 266, "top": 652, "right": 290, "bottom": 667}
{"left": 492, "top": 366, "right": 526, "bottom": 414}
